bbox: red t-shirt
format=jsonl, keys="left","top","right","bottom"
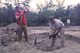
{"left": 15, "top": 10, "right": 27, "bottom": 26}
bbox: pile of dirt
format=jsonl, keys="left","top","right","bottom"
{"left": 0, "top": 42, "right": 24, "bottom": 53}
{"left": 0, "top": 23, "right": 18, "bottom": 46}
{"left": 1, "top": 34, "right": 12, "bottom": 46}
{"left": 6, "top": 23, "right": 18, "bottom": 30}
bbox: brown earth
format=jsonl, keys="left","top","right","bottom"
{"left": 0, "top": 23, "right": 80, "bottom": 53}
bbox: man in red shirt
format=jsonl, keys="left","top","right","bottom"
{"left": 15, "top": 6, "right": 28, "bottom": 42}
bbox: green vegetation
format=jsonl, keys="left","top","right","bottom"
{"left": 0, "top": 1, "right": 80, "bottom": 26}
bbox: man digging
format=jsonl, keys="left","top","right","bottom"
{"left": 48, "top": 16, "right": 65, "bottom": 48}
{"left": 15, "top": 6, "right": 28, "bottom": 43}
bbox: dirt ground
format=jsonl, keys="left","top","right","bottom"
{"left": 0, "top": 34, "right": 79, "bottom": 53}
{"left": 0, "top": 23, "right": 80, "bottom": 53}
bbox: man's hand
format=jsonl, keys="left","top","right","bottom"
{"left": 49, "top": 34, "right": 57, "bottom": 39}
{"left": 49, "top": 35, "right": 52, "bottom": 39}
{"left": 16, "top": 16, "right": 20, "bottom": 19}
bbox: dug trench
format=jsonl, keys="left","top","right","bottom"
{"left": 30, "top": 32, "right": 80, "bottom": 51}
{"left": 0, "top": 31, "right": 80, "bottom": 53}
{"left": 0, "top": 23, "right": 80, "bottom": 53}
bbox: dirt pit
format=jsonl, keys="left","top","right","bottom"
{"left": 0, "top": 32, "right": 79, "bottom": 53}
{"left": 0, "top": 23, "right": 80, "bottom": 53}
{"left": 24, "top": 33, "right": 79, "bottom": 51}
{"left": 32, "top": 33, "right": 78, "bottom": 51}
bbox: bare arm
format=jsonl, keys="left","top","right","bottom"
{"left": 49, "top": 23, "right": 54, "bottom": 35}
{"left": 53, "top": 27, "right": 61, "bottom": 35}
